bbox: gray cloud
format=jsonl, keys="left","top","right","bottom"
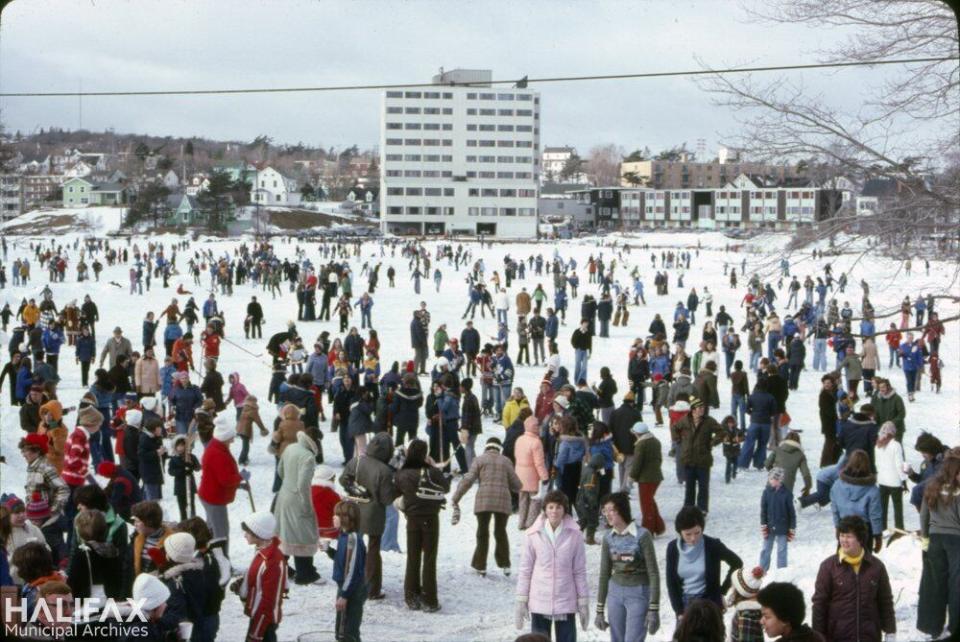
{"left": 0, "top": 0, "right": 934, "bottom": 156}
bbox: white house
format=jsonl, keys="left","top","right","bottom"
{"left": 162, "top": 170, "right": 180, "bottom": 190}
{"left": 63, "top": 160, "right": 94, "bottom": 179}
{"left": 251, "top": 166, "right": 301, "bottom": 206}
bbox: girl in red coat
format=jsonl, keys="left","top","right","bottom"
{"left": 311, "top": 465, "right": 342, "bottom": 540}
{"left": 234, "top": 511, "right": 287, "bottom": 642}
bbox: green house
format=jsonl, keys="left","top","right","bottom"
{"left": 62, "top": 177, "right": 126, "bottom": 207}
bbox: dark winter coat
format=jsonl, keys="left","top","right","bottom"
{"left": 694, "top": 370, "right": 720, "bottom": 409}
{"left": 339, "top": 432, "right": 399, "bottom": 536}
{"left": 137, "top": 429, "right": 165, "bottom": 486}
{"left": 347, "top": 400, "right": 374, "bottom": 438}
{"left": 609, "top": 403, "right": 642, "bottom": 456}
{"left": 390, "top": 386, "right": 423, "bottom": 432}
{"left": 819, "top": 389, "right": 838, "bottom": 437}
{"left": 676, "top": 414, "right": 724, "bottom": 468}
{"left": 812, "top": 551, "right": 895, "bottom": 642}
{"left": 760, "top": 484, "right": 796, "bottom": 535}
{"left": 838, "top": 414, "right": 879, "bottom": 470}
{"left": 461, "top": 391, "right": 482, "bottom": 434}
{"left": 460, "top": 327, "right": 481, "bottom": 354}
{"left": 200, "top": 369, "right": 225, "bottom": 412}
{"left": 167, "top": 452, "right": 199, "bottom": 497}
{"left": 747, "top": 390, "right": 778, "bottom": 425}
{"left": 665, "top": 535, "right": 742, "bottom": 615}
{"left": 394, "top": 464, "right": 450, "bottom": 517}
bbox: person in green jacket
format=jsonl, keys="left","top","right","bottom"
{"left": 433, "top": 324, "right": 449, "bottom": 358}
{"left": 871, "top": 378, "right": 907, "bottom": 442}
{"left": 629, "top": 422, "right": 665, "bottom": 535}
{"left": 764, "top": 431, "right": 813, "bottom": 495}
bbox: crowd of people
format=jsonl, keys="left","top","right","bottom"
{"left": 0, "top": 233, "right": 956, "bottom": 642}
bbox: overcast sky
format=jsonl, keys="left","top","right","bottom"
{"left": 0, "top": 0, "right": 924, "bottom": 156}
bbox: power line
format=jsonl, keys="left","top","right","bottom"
{"left": 0, "top": 57, "right": 953, "bottom": 98}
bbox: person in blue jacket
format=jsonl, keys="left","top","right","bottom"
{"left": 328, "top": 501, "right": 367, "bottom": 642}
{"left": 459, "top": 321, "right": 481, "bottom": 376}
{"left": 202, "top": 294, "right": 218, "bottom": 322}
{"left": 41, "top": 323, "right": 65, "bottom": 375}
{"left": 163, "top": 320, "right": 183, "bottom": 359}
{"left": 830, "top": 449, "right": 883, "bottom": 548}
{"left": 171, "top": 373, "right": 203, "bottom": 435}
{"left": 759, "top": 467, "right": 796, "bottom": 571}
{"left": 898, "top": 332, "right": 925, "bottom": 401}
{"left": 544, "top": 308, "right": 559, "bottom": 345}
{"left": 14, "top": 356, "right": 33, "bottom": 403}
{"left": 799, "top": 461, "right": 842, "bottom": 508}
{"left": 738, "top": 379, "right": 777, "bottom": 471}
{"left": 554, "top": 416, "right": 587, "bottom": 508}
{"left": 554, "top": 288, "right": 568, "bottom": 323}
{"left": 588, "top": 422, "right": 615, "bottom": 500}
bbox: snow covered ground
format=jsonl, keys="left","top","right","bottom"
{"left": 0, "top": 230, "right": 956, "bottom": 641}
{"left": 0, "top": 207, "right": 126, "bottom": 236}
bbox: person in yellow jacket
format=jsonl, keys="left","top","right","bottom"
{"left": 501, "top": 387, "right": 531, "bottom": 428}
{"left": 38, "top": 399, "right": 68, "bottom": 473}
{"left": 21, "top": 299, "right": 40, "bottom": 327}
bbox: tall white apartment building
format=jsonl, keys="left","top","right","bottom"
{"left": 380, "top": 69, "right": 540, "bottom": 238}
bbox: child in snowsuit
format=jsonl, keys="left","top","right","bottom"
{"left": 235, "top": 511, "right": 287, "bottom": 642}
{"left": 721, "top": 415, "right": 744, "bottom": 483}
{"left": 759, "top": 467, "right": 795, "bottom": 571}
{"left": 311, "top": 465, "right": 342, "bottom": 540}
{"left": 167, "top": 435, "right": 200, "bottom": 522}
{"left": 724, "top": 566, "right": 766, "bottom": 642}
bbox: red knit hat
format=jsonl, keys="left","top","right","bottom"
{"left": 97, "top": 461, "right": 118, "bottom": 478}
{"left": 25, "top": 491, "right": 50, "bottom": 521}
{"left": 19, "top": 433, "right": 49, "bottom": 454}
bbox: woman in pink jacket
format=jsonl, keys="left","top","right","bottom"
{"left": 516, "top": 490, "right": 590, "bottom": 642}
{"left": 515, "top": 415, "right": 550, "bottom": 530}
{"left": 227, "top": 372, "right": 249, "bottom": 420}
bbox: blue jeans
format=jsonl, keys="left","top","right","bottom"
{"left": 361, "top": 309, "right": 372, "bottom": 329}
{"left": 599, "top": 319, "right": 609, "bottom": 337}
{"left": 905, "top": 369, "right": 918, "bottom": 393}
{"left": 683, "top": 465, "right": 710, "bottom": 512}
{"left": 531, "top": 613, "right": 576, "bottom": 642}
{"left": 888, "top": 345, "right": 898, "bottom": 368}
{"left": 481, "top": 383, "right": 494, "bottom": 413}
{"left": 749, "top": 350, "right": 761, "bottom": 371}
{"left": 381, "top": 504, "right": 401, "bottom": 552}
{"left": 497, "top": 309, "right": 507, "bottom": 324}
{"left": 673, "top": 441, "right": 686, "bottom": 483}
{"left": 607, "top": 582, "right": 650, "bottom": 642}
{"left": 724, "top": 351, "right": 735, "bottom": 377}
{"left": 688, "top": 309, "right": 696, "bottom": 325}
{"left": 767, "top": 333, "right": 780, "bottom": 359}
{"left": 738, "top": 422, "right": 770, "bottom": 469}
{"left": 175, "top": 419, "right": 190, "bottom": 435}
{"left": 494, "top": 384, "right": 512, "bottom": 419}
{"left": 143, "top": 483, "right": 162, "bottom": 500}
{"left": 731, "top": 394, "right": 747, "bottom": 429}
{"left": 759, "top": 534, "right": 788, "bottom": 570}
{"left": 813, "top": 339, "right": 827, "bottom": 371}
{"left": 800, "top": 480, "right": 832, "bottom": 507}
{"left": 574, "top": 349, "right": 589, "bottom": 385}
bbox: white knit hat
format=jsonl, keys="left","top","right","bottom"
{"left": 140, "top": 397, "right": 158, "bottom": 412}
{"left": 631, "top": 421, "right": 650, "bottom": 435}
{"left": 133, "top": 573, "right": 171, "bottom": 610}
{"left": 313, "top": 464, "right": 336, "bottom": 484}
{"left": 553, "top": 396, "right": 570, "bottom": 410}
{"left": 242, "top": 511, "right": 276, "bottom": 540}
{"left": 731, "top": 566, "right": 765, "bottom": 598}
{"left": 125, "top": 409, "right": 143, "bottom": 428}
{"left": 213, "top": 414, "right": 236, "bottom": 441}
{"left": 163, "top": 532, "right": 197, "bottom": 564}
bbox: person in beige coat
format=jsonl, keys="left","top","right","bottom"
{"left": 236, "top": 395, "right": 268, "bottom": 466}
{"left": 516, "top": 289, "right": 532, "bottom": 317}
{"left": 514, "top": 415, "right": 549, "bottom": 530}
{"left": 451, "top": 437, "right": 522, "bottom": 576}
{"left": 860, "top": 337, "right": 880, "bottom": 395}
{"left": 272, "top": 403, "right": 305, "bottom": 457}
{"left": 134, "top": 347, "right": 161, "bottom": 396}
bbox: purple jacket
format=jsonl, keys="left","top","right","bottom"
{"left": 516, "top": 514, "right": 589, "bottom": 616}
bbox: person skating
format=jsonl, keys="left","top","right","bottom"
{"left": 326, "top": 500, "right": 367, "bottom": 642}
{"left": 452, "top": 436, "right": 521, "bottom": 577}
{"left": 759, "top": 468, "right": 795, "bottom": 572}
{"left": 276, "top": 431, "right": 323, "bottom": 585}
{"left": 395, "top": 439, "right": 450, "bottom": 610}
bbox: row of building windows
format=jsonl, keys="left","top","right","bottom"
{"left": 384, "top": 154, "right": 455, "bottom": 162}
{"left": 384, "top": 139, "right": 455, "bottom": 147}
{"left": 466, "top": 124, "right": 534, "bottom": 132}
{"left": 385, "top": 122, "right": 455, "bottom": 130}
{"left": 467, "top": 207, "right": 536, "bottom": 216}
{"left": 385, "top": 106, "right": 455, "bottom": 115}
{"left": 465, "top": 108, "right": 535, "bottom": 117}
{"left": 384, "top": 90, "right": 535, "bottom": 102}
{"left": 385, "top": 187, "right": 457, "bottom": 197}
{"left": 464, "top": 155, "right": 533, "bottom": 164}
{"left": 466, "top": 188, "right": 536, "bottom": 197}
{"left": 385, "top": 170, "right": 455, "bottom": 178}
{"left": 465, "top": 140, "right": 535, "bottom": 148}
{"left": 385, "top": 91, "right": 455, "bottom": 99}
{"left": 464, "top": 171, "right": 533, "bottom": 180}
{"left": 386, "top": 206, "right": 457, "bottom": 215}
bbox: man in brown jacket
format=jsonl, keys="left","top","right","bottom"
{"left": 693, "top": 361, "right": 720, "bottom": 415}
{"left": 676, "top": 397, "right": 724, "bottom": 513}
{"left": 451, "top": 437, "right": 522, "bottom": 576}
{"left": 515, "top": 288, "right": 532, "bottom": 317}
{"left": 812, "top": 515, "right": 896, "bottom": 642}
